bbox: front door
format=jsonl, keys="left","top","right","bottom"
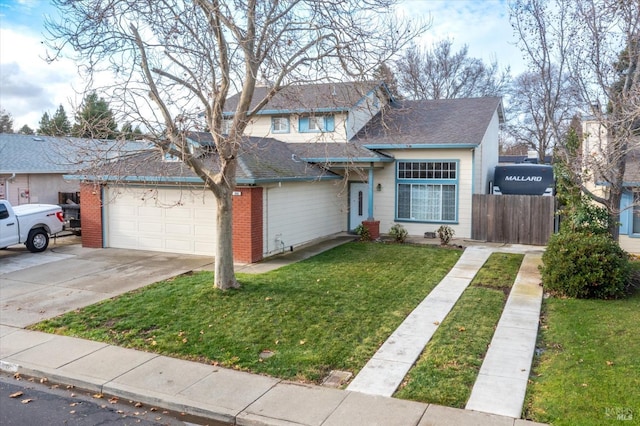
{"left": 349, "top": 183, "right": 369, "bottom": 231}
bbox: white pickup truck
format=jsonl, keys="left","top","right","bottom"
{"left": 0, "top": 200, "right": 65, "bottom": 252}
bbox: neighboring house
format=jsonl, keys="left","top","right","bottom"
{"left": 582, "top": 118, "right": 640, "bottom": 254}
{"left": 0, "top": 133, "right": 81, "bottom": 205}
{"left": 76, "top": 81, "right": 504, "bottom": 263}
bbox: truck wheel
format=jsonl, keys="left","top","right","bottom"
{"left": 26, "top": 229, "right": 49, "bottom": 253}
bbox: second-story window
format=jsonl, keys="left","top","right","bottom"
{"left": 271, "top": 117, "right": 290, "bottom": 133}
{"left": 299, "top": 115, "right": 335, "bottom": 133}
{"left": 221, "top": 119, "right": 233, "bottom": 135}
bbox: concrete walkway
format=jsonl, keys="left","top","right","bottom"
{"left": 466, "top": 253, "right": 544, "bottom": 418}
{"left": 0, "top": 236, "right": 547, "bottom": 425}
{"left": 347, "top": 246, "right": 494, "bottom": 396}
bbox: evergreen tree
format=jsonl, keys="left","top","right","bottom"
{"left": 72, "top": 92, "right": 118, "bottom": 139}
{"left": 51, "top": 105, "right": 71, "bottom": 135}
{"left": 37, "top": 106, "right": 71, "bottom": 136}
{"left": 38, "top": 112, "right": 53, "bottom": 135}
{"left": 120, "top": 122, "right": 144, "bottom": 139}
{"left": 0, "top": 109, "right": 14, "bottom": 133}
{"left": 374, "top": 63, "right": 402, "bottom": 100}
{"left": 18, "top": 124, "right": 34, "bottom": 135}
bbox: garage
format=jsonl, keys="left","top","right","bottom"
{"left": 104, "top": 186, "right": 217, "bottom": 255}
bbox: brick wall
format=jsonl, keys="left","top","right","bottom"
{"left": 80, "top": 182, "right": 103, "bottom": 248}
{"left": 232, "top": 187, "right": 263, "bottom": 263}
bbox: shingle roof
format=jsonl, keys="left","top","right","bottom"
{"left": 223, "top": 81, "right": 386, "bottom": 114}
{"left": 72, "top": 136, "right": 340, "bottom": 184}
{"left": 287, "top": 142, "right": 393, "bottom": 163}
{"left": 352, "top": 97, "right": 503, "bottom": 147}
{"left": 0, "top": 133, "right": 148, "bottom": 174}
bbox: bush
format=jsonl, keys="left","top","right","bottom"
{"left": 437, "top": 225, "right": 455, "bottom": 245}
{"left": 388, "top": 223, "right": 408, "bottom": 243}
{"left": 541, "top": 230, "right": 630, "bottom": 299}
{"left": 354, "top": 223, "right": 371, "bottom": 241}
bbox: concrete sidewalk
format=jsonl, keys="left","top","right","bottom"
{"left": 0, "top": 327, "right": 544, "bottom": 426}
{"left": 0, "top": 236, "right": 547, "bottom": 425}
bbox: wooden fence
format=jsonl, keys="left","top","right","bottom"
{"left": 472, "top": 194, "right": 556, "bottom": 246}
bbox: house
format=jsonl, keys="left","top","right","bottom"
{"left": 76, "top": 81, "right": 504, "bottom": 263}
{"left": 0, "top": 133, "right": 81, "bottom": 205}
{"left": 582, "top": 118, "right": 640, "bottom": 254}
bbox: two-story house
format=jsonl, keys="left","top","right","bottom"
{"left": 77, "top": 81, "right": 504, "bottom": 263}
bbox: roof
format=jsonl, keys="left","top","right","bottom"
{"left": 223, "top": 81, "right": 388, "bottom": 115}
{"left": 71, "top": 135, "right": 341, "bottom": 185}
{"left": 288, "top": 142, "right": 393, "bottom": 164}
{"left": 0, "top": 133, "right": 149, "bottom": 174}
{"left": 352, "top": 97, "right": 504, "bottom": 148}
{"left": 499, "top": 155, "right": 554, "bottom": 165}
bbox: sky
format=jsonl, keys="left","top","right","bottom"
{"left": 0, "top": 0, "right": 525, "bottom": 131}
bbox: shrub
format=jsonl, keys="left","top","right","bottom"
{"left": 541, "top": 230, "right": 630, "bottom": 299}
{"left": 437, "top": 225, "right": 455, "bottom": 245}
{"left": 388, "top": 223, "right": 408, "bottom": 243}
{"left": 354, "top": 223, "right": 371, "bottom": 241}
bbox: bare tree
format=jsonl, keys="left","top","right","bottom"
{"left": 572, "top": 1, "right": 640, "bottom": 240}
{"left": 508, "top": 0, "right": 579, "bottom": 162}
{"left": 395, "top": 39, "right": 511, "bottom": 100}
{"left": 510, "top": 0, "right": 640, "bottom": 240}
{"left": 504, "top": 68, "right": 580, "bottom": 161}
{"left": 45, "top": 0, "right": 426, "bottom": 289}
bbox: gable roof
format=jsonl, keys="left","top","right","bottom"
{"left": 352, "top": 97, "right": 503, "bottom": 148}
{"left": 0, "top": 133, "right": 148, "bottom": 174}
{"left": 223, "top": 81, "right": 388, "bottom": 115}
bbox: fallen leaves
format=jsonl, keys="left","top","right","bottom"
{"left": 9, "top": 391, "right": 23, "bottom": 398}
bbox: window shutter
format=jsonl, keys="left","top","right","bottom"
{"left": 299, "top": 117, "right": 309, "bottom": 132}
{"left": 325, "top": 115, "right": 335, "bottom": 132}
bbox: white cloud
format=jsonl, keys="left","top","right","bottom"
{"left": 0, "top": 26, "right": 82, "bottom": 129}
{"left": 398, "top": 0, "right": 524, "bottom": 74}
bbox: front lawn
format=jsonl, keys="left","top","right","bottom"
{"left": 395, "top": 252, "right": 524, "bottom": 407}
{"left": 525, "top": 292, "right": 640, "bottom": 425}
{"left": 32, "top": 242, "right": 460, "bottom": 383}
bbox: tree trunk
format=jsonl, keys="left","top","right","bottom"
{"left": 608, "top": 188, "right": 622, "bottom": 242}
{"left": 214, "top": 185, "right": 239, "bottom": 290}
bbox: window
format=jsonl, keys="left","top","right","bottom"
{"left": 633, "top": 192, "right": 640, "bottom": 234}
{"left": 299, "top": 115, "right": 335, "bottom": 133}
{"left": 271, "top": 117, "right": 290, "bottom": 133}
{"left": 221, "top": 119, "right": 232, "bottom": 135}
{"left": 396, "top": 161, "right": 458, "bottom": 222}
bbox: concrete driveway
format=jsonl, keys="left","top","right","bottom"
{"left": 0, "top": 237, "right": 214, "bottom": 328}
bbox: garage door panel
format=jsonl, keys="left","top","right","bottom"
{"left": 106, "top": 187, "right": 217, "bottom": 256}
{"left": 138, "top": 206, "right": 163, "bottom": 218}
{"left": 138, "top": 237, "right": 163, "bottom": 250}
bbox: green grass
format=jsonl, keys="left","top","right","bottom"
{"left": 31, "top": 242, "right": 460, "bottom": 383}
{"left": 394, "top": 252, "right": 524, "bottom": 407}
{"left": 525, "top": 292, "right": 640, "bottom": 425}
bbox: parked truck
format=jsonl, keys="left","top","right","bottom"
{"left": 492, "top": 164, "right": 555, "bottom": 196}
{"left": 0, "top": 200, "right": 65, "bottom": 252}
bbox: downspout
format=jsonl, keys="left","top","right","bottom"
{"left": 368, "top": 164, "right": 375, "bottom": 220}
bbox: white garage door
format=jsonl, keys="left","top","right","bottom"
{"left": 105, "top": 186, "right": 217, "bottom": 255}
